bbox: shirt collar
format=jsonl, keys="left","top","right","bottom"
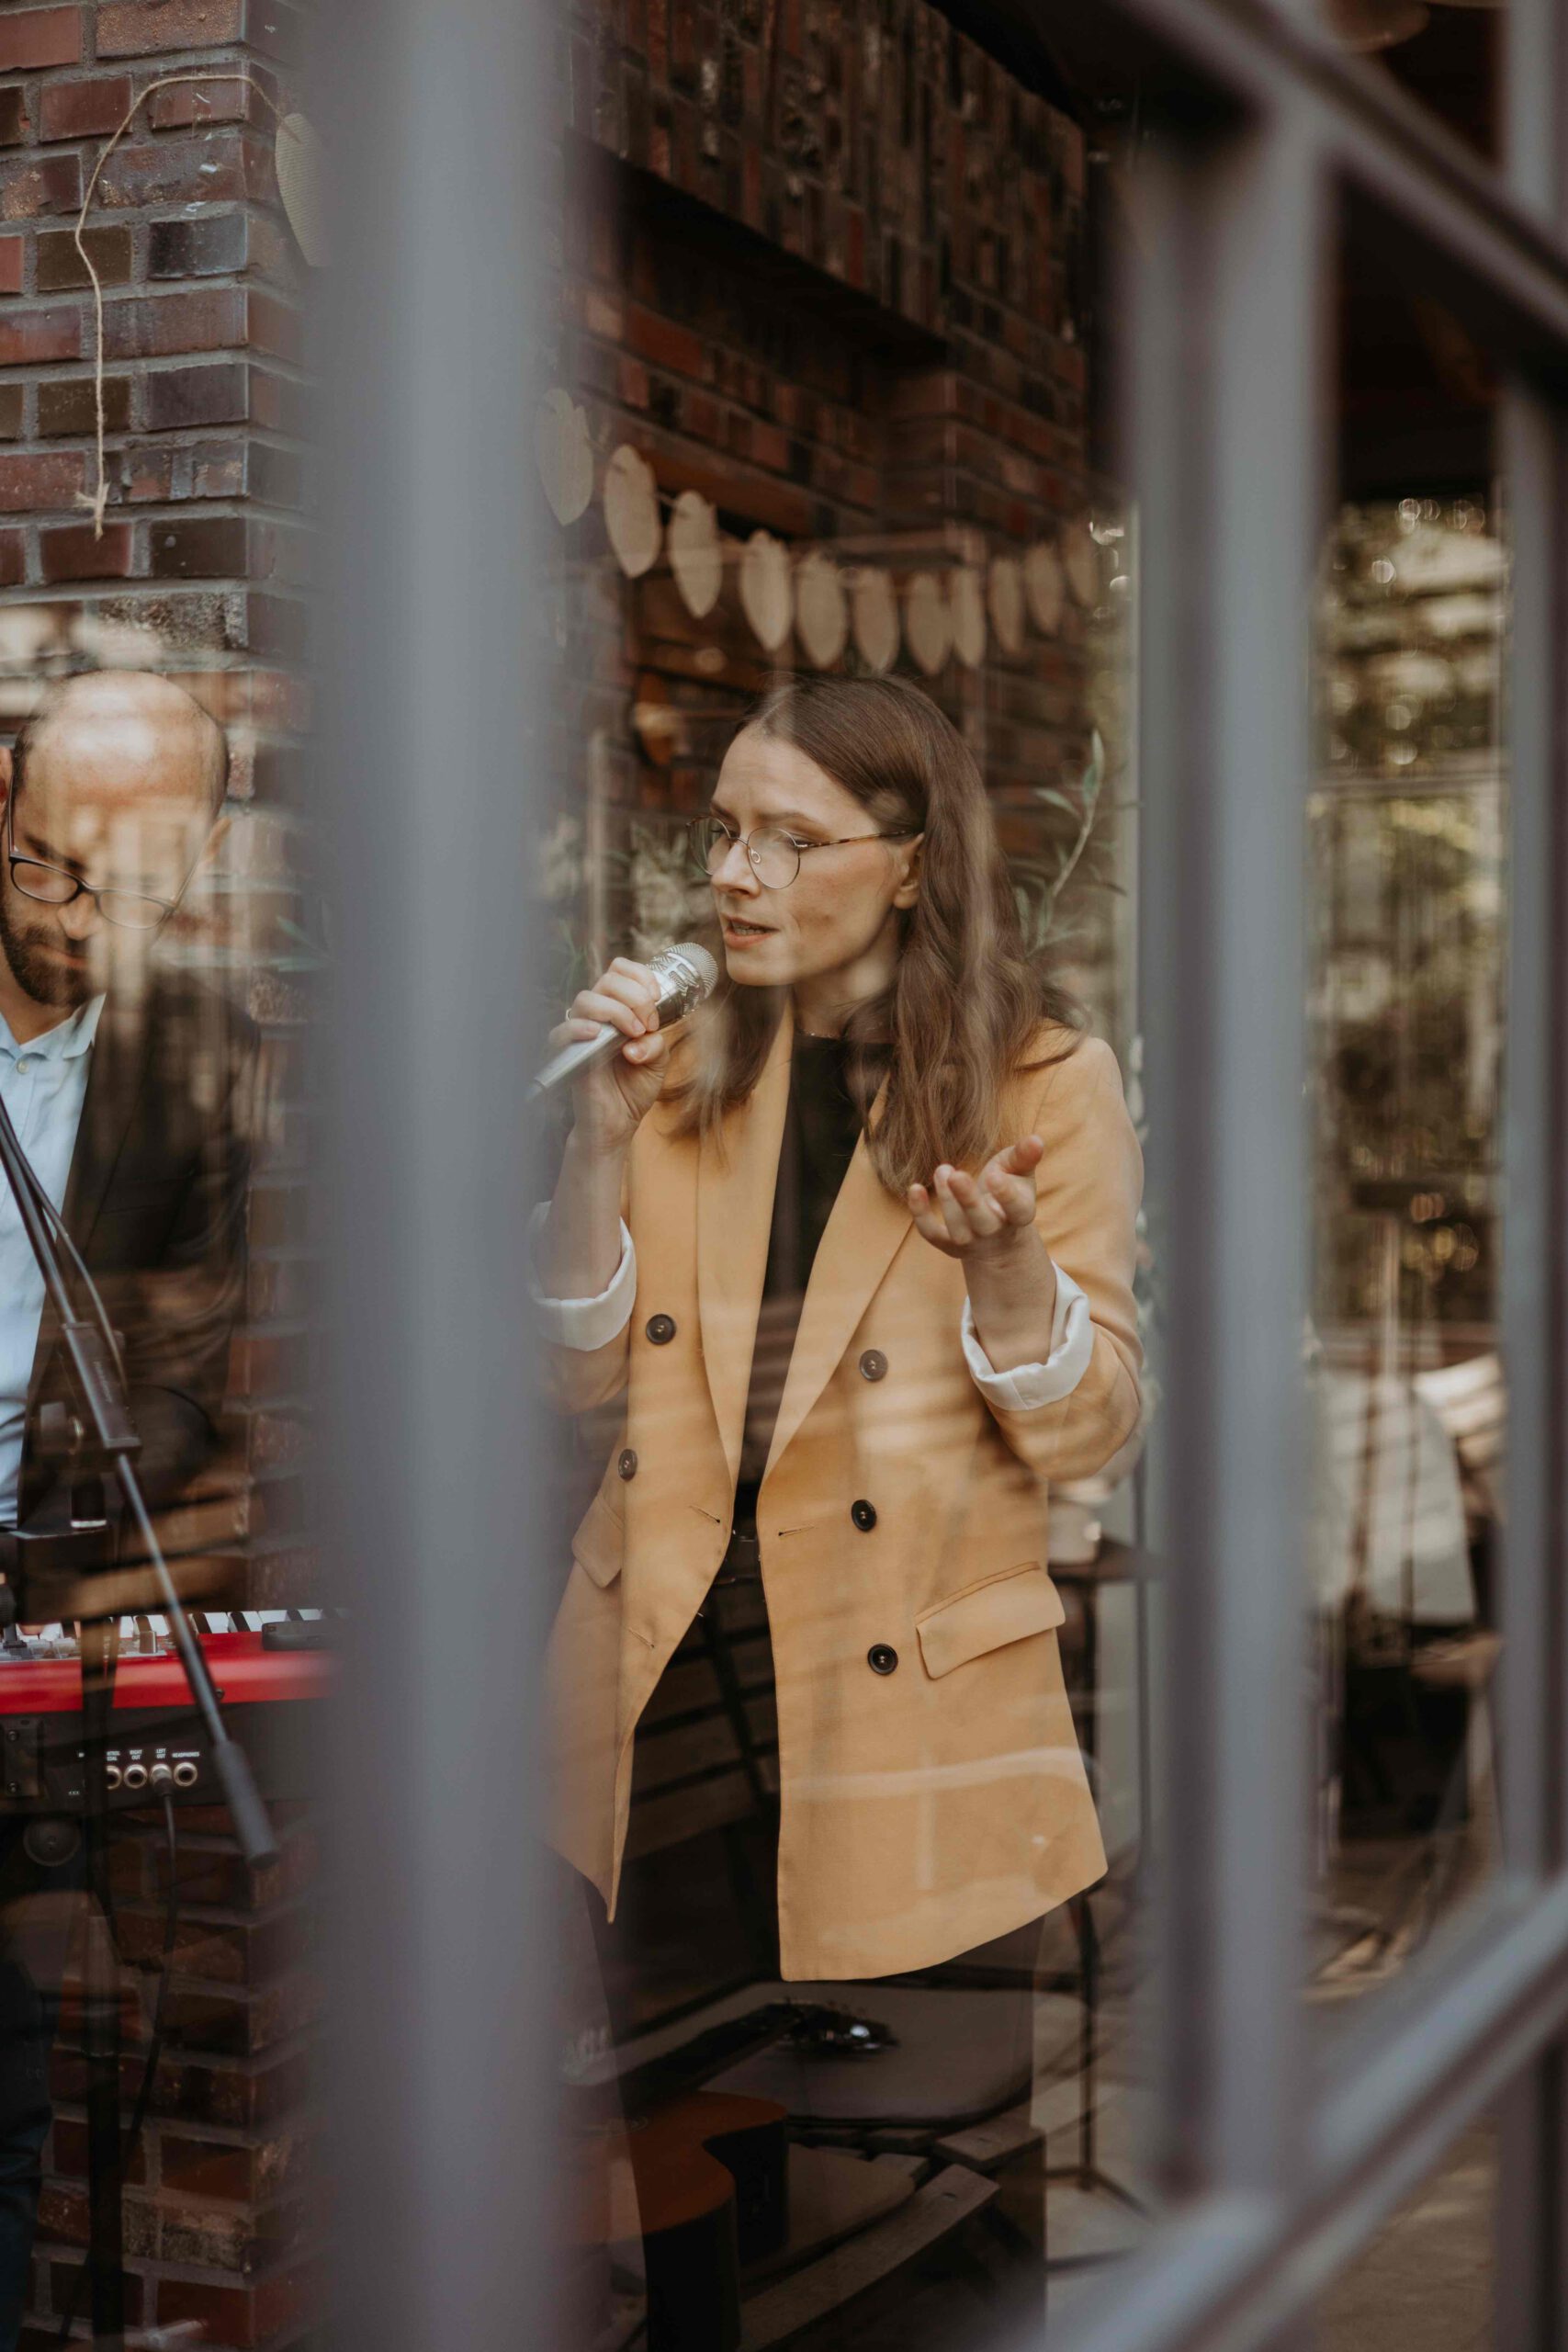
{"left": 0, "top": 993, "right": 106, "bottom": 1065}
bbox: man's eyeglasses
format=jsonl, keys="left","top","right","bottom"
{"left": 6, "top": 803, "right": 181, "bottom": 932}
{"left": 688, "top": 815, "right": 918, "bottom": 891}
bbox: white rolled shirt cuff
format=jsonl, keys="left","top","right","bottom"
{"left": 960, "top": 1261, "right": 1094, "bottom": 1409}
{"left": 527, "top": 1202, "right": 637, "bottom": 1351}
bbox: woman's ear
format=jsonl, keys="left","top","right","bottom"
{"left": 891, "top": 831, "right": 923, "bottom": 911}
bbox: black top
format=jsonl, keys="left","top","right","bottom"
{"left": 731, "top": 1031, "right": 885, "bottom": 1535}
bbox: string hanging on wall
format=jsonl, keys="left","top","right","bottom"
{"left": 72, "top": 73, "right": 314, "bottom": 537}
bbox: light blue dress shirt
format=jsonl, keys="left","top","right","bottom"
{"left": 0, "top": 995, "right": 105, "bottom": 1527}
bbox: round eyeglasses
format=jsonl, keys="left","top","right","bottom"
{"left": 6, "top": 805, "right": 180, "bottom": 931}
{"left": 687, "top": 815, "right": 917, "bottom": 891}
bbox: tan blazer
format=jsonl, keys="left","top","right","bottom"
{"left": 541, "top": 1009, "right": 1144, "bottom": 1981}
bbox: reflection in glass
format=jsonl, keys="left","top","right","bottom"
{"left": 1318, "top": 2114, "right": 1496, "bottom": 2351}
{"left": 1309, "top": 490, "right": 1506, "bottom": 2012}
{"left": 539, "top": 4, "right": 1157, "bottom": 2320}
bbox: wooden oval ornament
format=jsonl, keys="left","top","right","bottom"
{"left": 1022, "top": 541, "right": 1066, "bottom": 635}
{"left": 604, "top": 446, "right": 661, "bottom": 579}
{"left": 535, "top": 390, "right": 594, "bottom": 527}
{"left": 951, "top": 566, "right": 987, "bottom": 668}
{"left": 795, "top": 549, "right": 848, "bottom": 669}
{"left": 987, "top": 556, "right": 1025, "bottom": 656}
{"left": 669, "top": 490, "right": 723, "bottom": 618}
{"left": 276, "top": 112, "right": 327, "bottom": 267}
{"left": 904, "top": 573, "right": 952, "bottom": 677}
{"left": 851, "top": 567, "right": 899, "bottom": 672}
{"left": 1062, "top": 521, "right": 1101, "bottom": 608}
{"left": 739, "top": 530, "right": 793, "bottom": 650}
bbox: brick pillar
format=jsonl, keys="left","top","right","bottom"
{"left": 0, "top": 6, "right": 316, "bottom": 2346}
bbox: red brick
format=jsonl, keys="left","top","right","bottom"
{"left": 0, "top": 450, "right": 85, "bottom": 514}
{"left": 149, "top": 70, "right": 274, "bottom": 130}
{"left": 249, "top": 366, "right": 308, "bottom": 436}
{"left": 0, "top": 307, "right": 81, "bottom": 366}
{"left": 156, "top": 2262, "right": 312, "bottom": 2349}
{"left": 39, "top": 74, "right": 133, "bottom": 142}
{"left": 0, "top": 237, "right": 20, "bottom": 297}
{"left": 0, "top": 388, "right": 21, "bottom": 441}
{"left": 0, "top": 7, "right": 81, "bottom": 71}
{"left": 149, "top": 514, "right": 252, "bottom": 578}
{"left": 95, "top": 0, "right": 243, "bottom": 56}
{"left": 103, "top": 287, "right": 245, "bottom": 361}
{"left": 245, "top": 289, "right": 299, "bottom": 362}
{"left": 624, "top": 300, "right": 707, "bottom": 380}
{"left": 123, "top": 447, "right": 173, "bottom": 502}
{"left": 0, "top": 533, "right": 23, "bottom": 590}
{"left": 97, "top": 131, "right": 254, "bottom": 210}
{"left": 39, "top": 522, "right": 132, "bottom": 582}
{"left": 0, "top": 152, "right": 81, "bottom": 219}
{"left": 35, "top": 224, "right": 131, "bottom": 292}
{"left": 38, "top": 376, "right": 130, "bottom": 436}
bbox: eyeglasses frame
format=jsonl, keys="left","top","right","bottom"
{"left": 687, "top": 814, "right": 920, "bottom": 890}
{"left": 4, "top": 794, "right": 196, "bottom": 933}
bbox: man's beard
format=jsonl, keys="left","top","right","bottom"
{"left": 0, "top": 889, "right": 89, "bottom": 1011}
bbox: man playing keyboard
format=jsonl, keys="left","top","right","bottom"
{"left": 0, "top": 671, "right": 256, "bottom": 2348}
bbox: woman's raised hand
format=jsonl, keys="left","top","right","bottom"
{"left": 549, "top": 956, "right": 671, "bottom": 1151}
{"left": 908, "top": 1136, "right": 1044, "bottom": 1258}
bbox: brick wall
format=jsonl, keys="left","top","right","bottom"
{"left": 0, "top": 5, "right": 315, "bottom": 2345}
{"left": 551, "top": 0, "right": 1099, "bottom": 873}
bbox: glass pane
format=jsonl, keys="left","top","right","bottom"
{"left": 1322, "top": 0, "right": 1503, "bottom": 168}
{"left": 538, "top": 6, "right": 1162, "bottom": 2336}
{"left": 1317, "top": 2114, "right": 1497, "bottom": 2351}
{"left": 1309, "top": 224, "right": 1506, "bottom": 2027}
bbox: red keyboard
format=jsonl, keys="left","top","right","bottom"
{"left": 0, "top": 1616, "right": 335, "bottom": 1811}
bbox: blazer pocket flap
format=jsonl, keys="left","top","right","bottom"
{"left": 570, "top": 1488, "right": 626, "bottom": 1589}
{"left": 916, "top": 1562, "right": 1065, "bottom": 1679}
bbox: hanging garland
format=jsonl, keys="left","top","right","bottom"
{"left": 535, "top": 390, "right": 1108, "bottom": 678}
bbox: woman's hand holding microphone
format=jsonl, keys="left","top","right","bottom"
{"left": 549, "top": 956, "right": 672, "bottom": 1149}
{"left": 536, "top": 958, "right": 671, "bottom": 1303}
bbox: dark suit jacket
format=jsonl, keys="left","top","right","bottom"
{"left": 17, "top": 970, "right": 257, "bottom": 1533}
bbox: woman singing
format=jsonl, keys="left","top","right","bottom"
{"left": 535, "top": 675, "right": 1142, "bottom": 1986}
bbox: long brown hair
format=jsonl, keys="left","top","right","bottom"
{"left": 666, "top": 674, "right": 1081, "bottom": 1193}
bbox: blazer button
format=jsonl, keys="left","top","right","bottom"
{"left": 617, "top": 1448, "right": 637, "bottom": 1480}
{"left": 867, "top": 1644, "right": 898, "bottom": 1675}
{"left": 851, "top": 1499, "right": 877, "bottom": 1532}
{"left": 646, "top": 1314, "right": 676, "bottom": 1345}
{"left": 858, "top": 1349, "right": 887, "bottom": 1382}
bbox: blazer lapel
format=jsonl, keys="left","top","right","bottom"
{"left": 695, "top": 1010, "right": 794, "bottom": 1487}
{"left": 60, "top": 989, "right": 148, "bottom": 1255}
{"left": 762, "top": 1081, "right": 911, "bottom": 1481}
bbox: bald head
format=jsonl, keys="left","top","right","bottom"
{"left": 15, "top": 671, "right": 229, "bottom": 818}
{"left": 0, "top": 671, "right": 227, "bottom": 1015}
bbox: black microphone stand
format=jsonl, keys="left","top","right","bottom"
{"left": 0, "top": 1080, "right": 276, "bottom": 2346}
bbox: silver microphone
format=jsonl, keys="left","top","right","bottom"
{"left": 528, "top": 941, "right": 718, "bottom": 1102}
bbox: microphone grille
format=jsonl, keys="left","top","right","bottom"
{"left": 656, "top": 940, "right": 719, "bottom": 1017}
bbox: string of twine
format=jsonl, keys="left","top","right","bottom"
{"left": 73, "top": 72, "right": 300, "bottom": 538}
